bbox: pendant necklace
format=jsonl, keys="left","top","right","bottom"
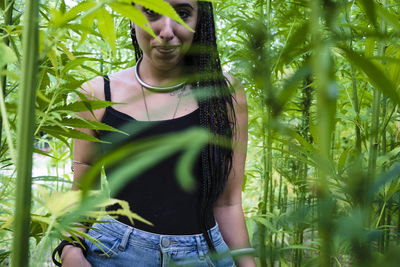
{"left": 140, "top": 84, "right": 184, "bottom": 121}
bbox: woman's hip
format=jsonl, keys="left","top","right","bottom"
{"left": 84, "top": 217, "right": 235, "bottom": 267}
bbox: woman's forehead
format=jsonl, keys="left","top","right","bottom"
{"left": 164, "top": 0, "right": 198, "bottom": 8}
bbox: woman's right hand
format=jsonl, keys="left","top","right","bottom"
{"left": 61, "top": 245, "right": 92, "bottom": 267}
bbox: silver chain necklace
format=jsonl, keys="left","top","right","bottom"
{"left": 134, "top": 57, "right": 185, "bottom": 92}
{"left": 140, "top": 85, "right": 184, "bottom": 121}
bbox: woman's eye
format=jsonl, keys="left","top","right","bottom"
{"left": 144, "top": 8, "right": 158, "bottom": 17}
{"left": 177, "top": 10, "right": 190, "bottom": 19}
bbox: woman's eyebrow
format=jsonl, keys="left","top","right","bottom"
{"left": 172, "top": 3, "right": 194, "bottom": 10}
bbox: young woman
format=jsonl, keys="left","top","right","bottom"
{"left": 58, "top": 0, "right": 255, "bottom": 266}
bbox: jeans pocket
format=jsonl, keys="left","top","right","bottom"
{"left": 87, "top": 229, "right": 120, "bottom": 258}
{"left": 211, "top": 240, "right": 236, "bottom": 267}
{"left": 171, "top": 250, "right": 216, "bottom": 267}
{"left": 204, "top": 255, "right": 216, "bottom": 267}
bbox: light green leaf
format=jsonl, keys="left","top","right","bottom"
{"left": 276, "top": 65, "right": 311, "bottom": 114}
{"left": 52, "top": 100, "right": 114, "bottom": 113}
{"left": 63, "top": 1, "right": 98, "bottom": 24}
{"left": 79, "top": 8, "right": 97, "bottom": 46}
{"left": 338, "top": 146, "right": 352, "bottom": 175}
{"left": 252, "top": 216, "right": 278, "bottom": 233}
{"left": 0, "top": 42, "right": 17, "bottom": 68}
{"left": 96, "top": 8, "right": 116, "bottom": 55}
{"left": 358, "top": 0, "right": 377, "bottom": 28}
{"left": 365, "top": 37, "right": 375, "bottom": 57}
{"left": 339, "top": 47, "right": 400, "bottom": 105}
{"left": 47, "top": 47, "right": 59, "bottom": 76}
{"left": 123, "top": 0, "right": 194, "bottom": 32}
{"left": 62, "top": 57, "right": 99, "bottom": 74}
{"left": 376, "top": 4, "right": 400, "bottom": 33}
{"left": 278, "top": 22, "right": 309, "bottom": 69}
{"left": 40, "top": 126, "right": 103, "bottom": 142}
{"left": 385, "top": 46, "right": 400, "bottom": 89}
{"left": 279, "top": 245, "right": 319, "bottom": 251}
{"left": 60, "top": 118, "right": 125, "bottom": 134}
{"left": 109, "top": 2, "right": 156, "bottom": 39}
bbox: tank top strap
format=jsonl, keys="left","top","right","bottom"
{"left": 103, "top": 75, "right": 111, "bottom": 101}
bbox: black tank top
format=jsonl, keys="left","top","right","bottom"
{"left": 97, "top": 76, "right": 215, "bottom": 234}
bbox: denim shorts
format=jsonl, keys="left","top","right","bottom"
{"left": 84, "top": 218, "right": 236, "bottom": 267}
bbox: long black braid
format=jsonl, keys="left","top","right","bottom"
{"left": 130, "top": 2, "right": 235, "bottom": 250}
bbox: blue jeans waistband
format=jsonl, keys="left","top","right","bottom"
{"left": 89, "top": 217, "right": 222, "bottom": 251}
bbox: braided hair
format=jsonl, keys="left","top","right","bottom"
{"left": 130, "top": 2, "right": 235, "bottom": 250}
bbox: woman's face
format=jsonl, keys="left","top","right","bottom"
{"left": 134, "top": 0, "right": 198, "bottom": 70}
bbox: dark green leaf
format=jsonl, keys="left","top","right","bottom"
{"left": 52, "top": 100, "right": 114, "bottom": 113}
{"left": 339, "top": 47, "right": 400, "bottom": 105}
{"left": 358, "top": 0, "right": 377, "bottom": 28}
{"left": 40, "top": 126, "right": 103, "bottom": 142}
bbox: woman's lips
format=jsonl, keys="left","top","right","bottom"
{"left": 154, "top": 46, "right": 179, "bottom": 54}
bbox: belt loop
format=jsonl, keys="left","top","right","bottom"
{"left": 207, "top": 226, "right": 214, "bottom": 245}
{"left": 118, "top": 227, "right": 133, "bottom": 251}
{"left": 195, "top": 236, "right": 205, "bottom": 260}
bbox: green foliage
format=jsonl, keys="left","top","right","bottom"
{"left": 0, "top": 0, "right": 400, "bottom": 266}
{"left": 217, "top": 0, "right": 400, "bottom": 266}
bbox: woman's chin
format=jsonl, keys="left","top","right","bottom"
{"left": 152, "top": 56, "right": 183, "bottom": 71}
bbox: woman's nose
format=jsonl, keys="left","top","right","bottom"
{"left": 157, "top": 17, "right": 175, "bottom": 42}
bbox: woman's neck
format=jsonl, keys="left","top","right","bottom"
{"left": 138, "top": 56, "right": 185, "bottom": 87}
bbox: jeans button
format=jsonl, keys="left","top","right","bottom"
{"left": 161, "top": 238, "right": 170, "bottom": 248}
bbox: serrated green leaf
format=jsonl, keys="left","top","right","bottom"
{"left": 365, "top": 37, "right": 375, "bottom": 57}
{"left": 96, "top": 8, "right": 116, "bottom": 55}
{"left": 49, "top": 7, "right": 64, "bottom": 27}
{"left": 52, "top": 100, "right": 114, "bottom": 113}
{"left": 358, "top": 0, "right": 377, "bottom": 28}
{"left": 58, "top": 42, "right": 76, "bottom": 61}
{"left": 279, "top": 245, "right": 319, "bottom": 251}
{"left": 60, "top": 118, "right": 126, "bottom": 134}
{"left": 386, "top": 46, "right": 400, "bottom": 89}
{"left": 278, "top": 21, "right": 309, "bottom": 68}
{"left": 109, "top": 3, "right": 156, "bottom": 39}
{"left": 63, "top": 1, "right": 97, "bottom": 24}
{"left": 276, "top": 65, "right": 311, "bottom": 114}
{"left": 33, "top": 148, "right": 54, "bottom": 158}
{"left": 40, "top": 126, "right": 103, "bottom": 142}
{"left": 47, "top": 47, "right": 59, "bottom": 76}
{"left": 252, "top": 216, "right": 278, "bottom": 233}
{"left": 0, "top": 42, "right": 17, "bottom": 68}
{"left": 124, "top": 0, "right": 194, "bottom": 32}
{"left": 80, "top": 8, "right": 97, "bottom": 46}
{"left": 340, "top": 47, "right": 400, "bottom": 105}
{"left": 338, "top": 146, "right": 352, "bottom": 175}
{"left": 386, "top": 180, "right": 400, "bottom": 202}
{"left": 32, "top": 176, "right": 73, "bottom": 184}
{"left": 62, "top": 57, "right": 99, "bottom": 74}
{"left": 376, "top": 4, "right": 400, "bottom": 33}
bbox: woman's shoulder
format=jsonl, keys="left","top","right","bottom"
{"left": 80, "top": 67, "right": 136, "bottom": 101}
{"left": 80, "top": 75, "right": 105, "bottom": 101}
{"left": 108, "top": 67, "right": 137, "bottom": 91}
{"left": 223, "top": 72, "right": 246, "bottom": 105}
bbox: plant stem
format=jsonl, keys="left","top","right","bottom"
{"left": 11, "top": 0, "right": 39, "bottom": 266}
{"left": 310, "top": 0, "right": 336, "bottom": 265}
{"left": 344, "top": 0, "right": 361, "bottom": 154}
{"left": 368, "top": 0, "right": 387, "bottom": 178}
{"left": 0, "top": 82, "right": 16, "bottom": 163}
{"left": 0, "top": 0, "right": 15, "bottom": 144}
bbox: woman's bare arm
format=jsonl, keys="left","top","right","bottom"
{"left": 72, "top": 76, "right": 106, "bottom": 189}
{"left": 214, "top": 74, "right": 256, "bottom": 267}
{"left": 61, "top": 76, "right": 105, "bottom": 266}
